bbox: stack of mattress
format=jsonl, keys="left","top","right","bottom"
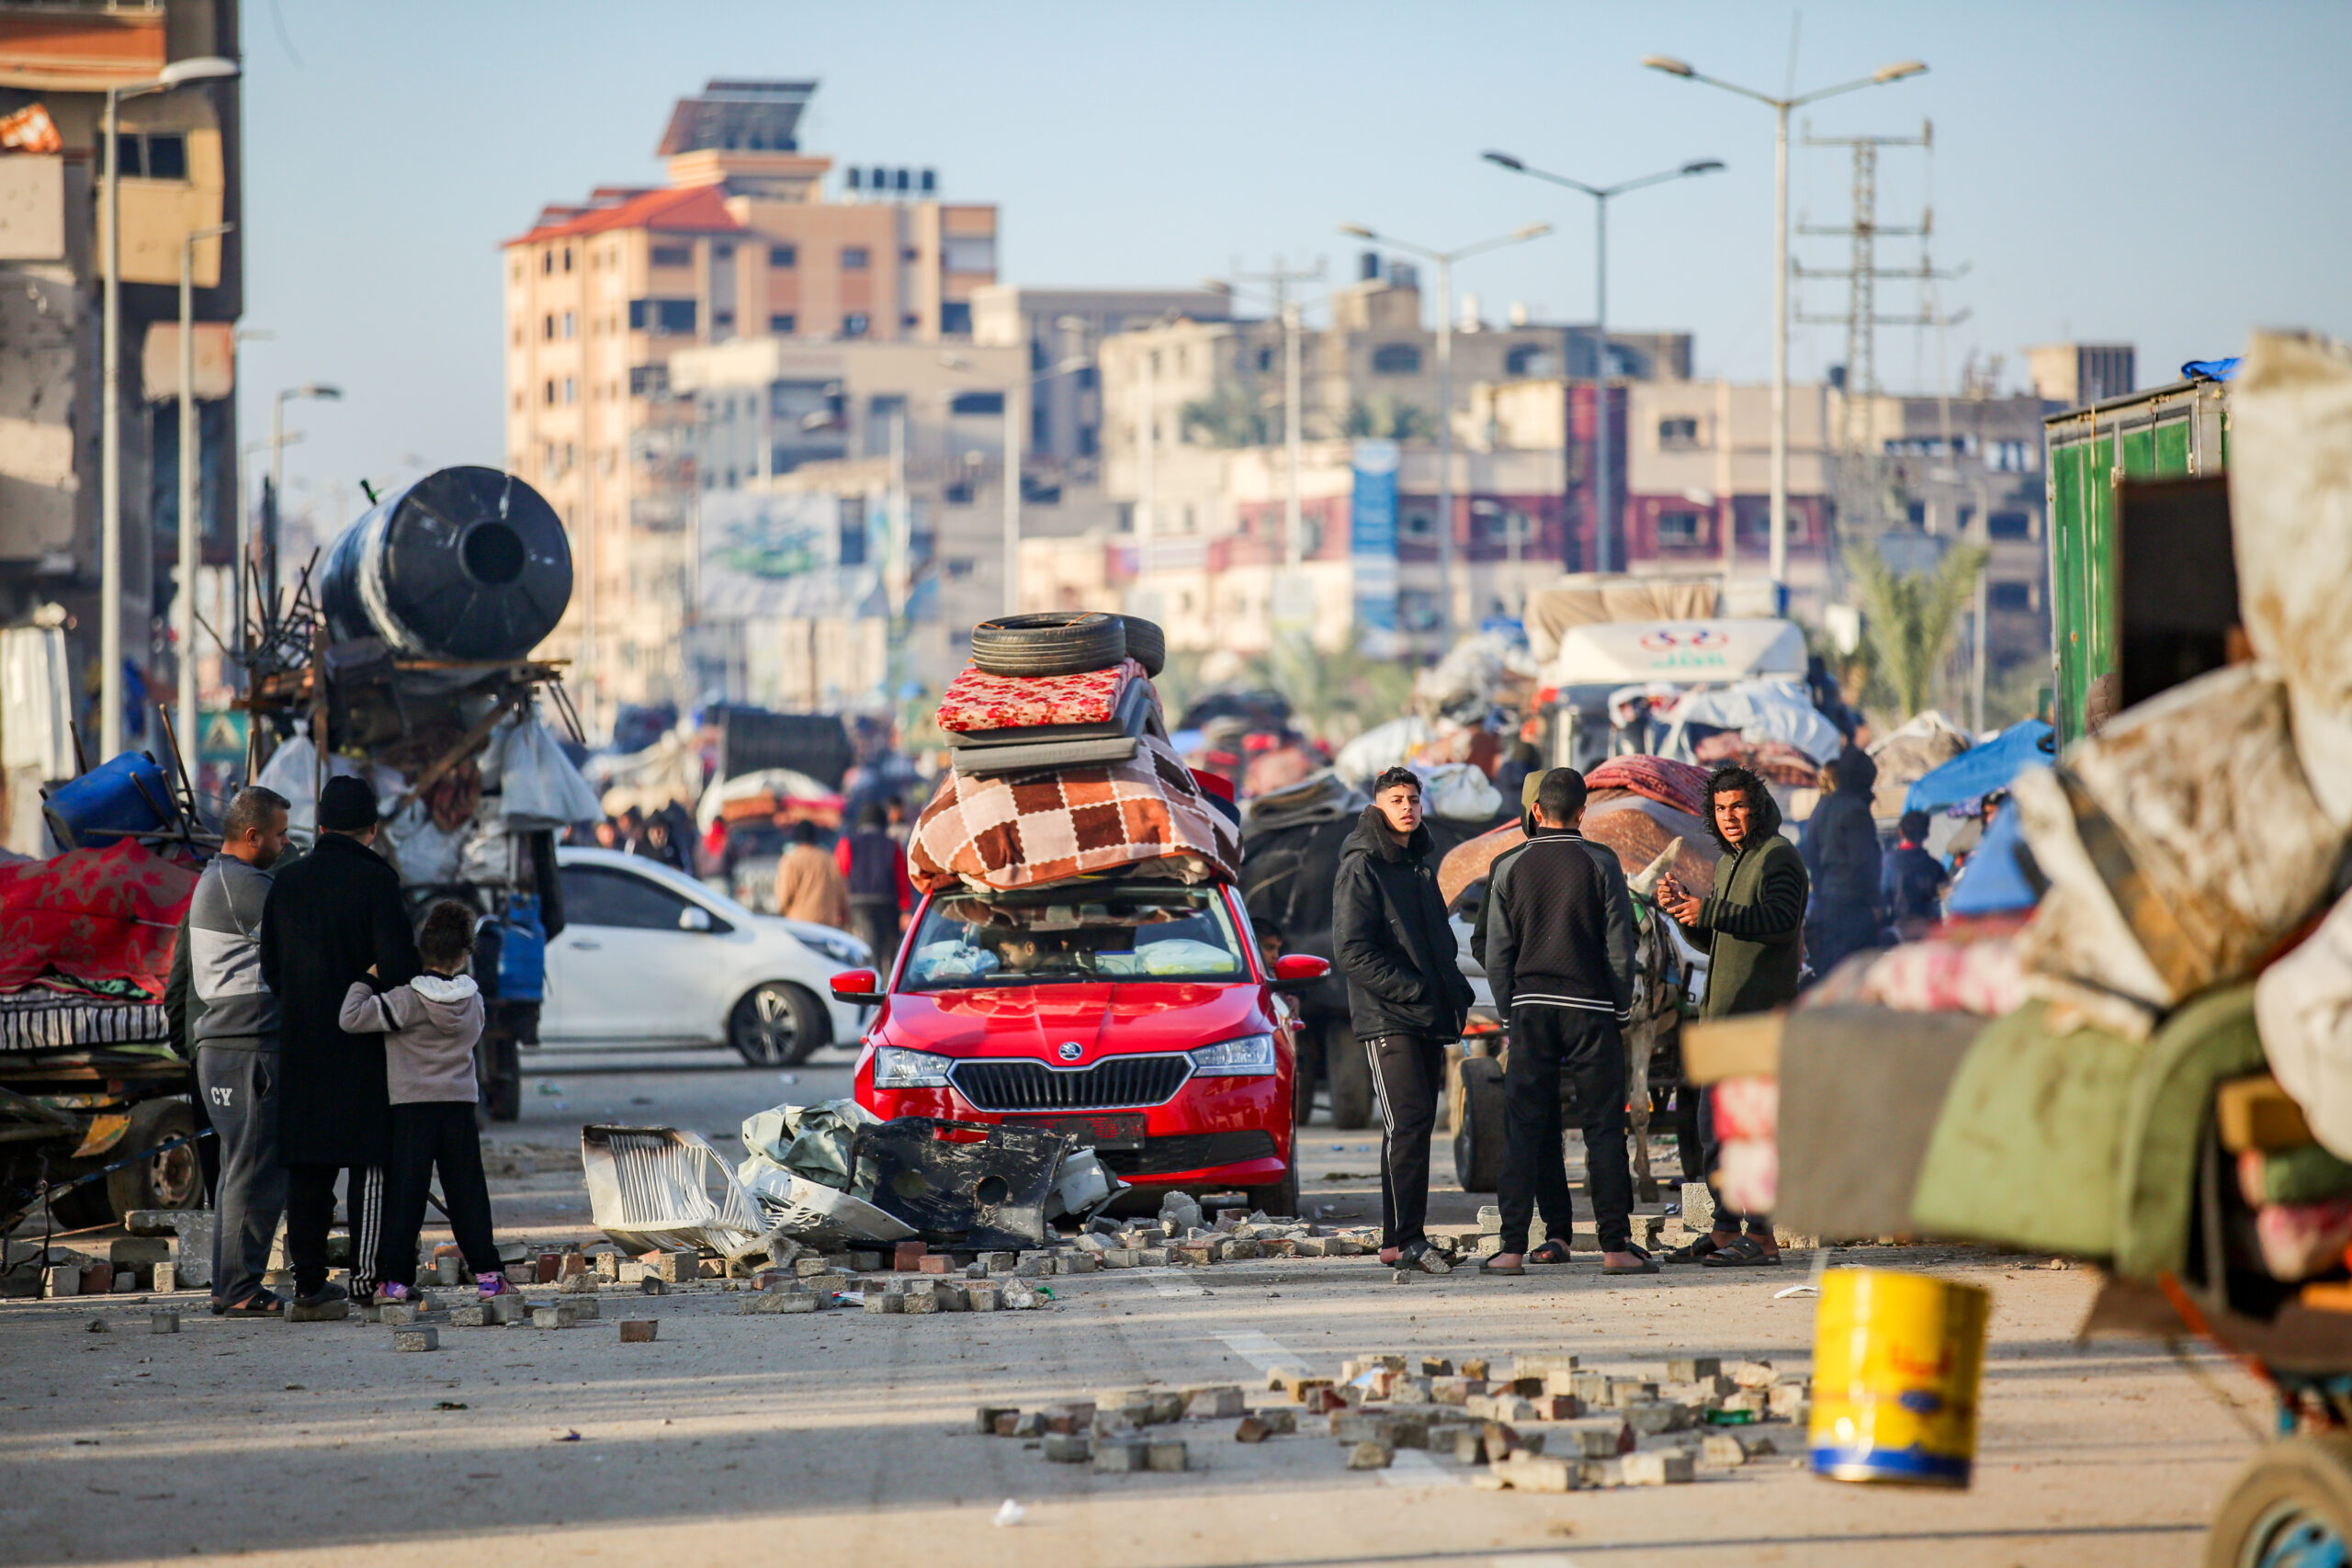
{"left": 936, "top": 659, "right": 1164, "bottom": 777}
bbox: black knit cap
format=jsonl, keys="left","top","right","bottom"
{"left": 317, "top": 773, "right": 379, "bottom": 832}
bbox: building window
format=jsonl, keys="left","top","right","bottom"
{"left": 950, "top": 390, "right": 1004, "bottom": 416}
{"left": 1657, "top": 416, "right": 1701, "bottom": 449}
{"left": 543, "top": 380, "right": 556, "bottom": 406}
{"left": 901, "top": 246, "right": 920, "bottom": 264}
{"left": 650, "top": 244, "right": 693, "bottom": 268}
{"left": 842, "top": 311, "right": 870, "bottom": 338}
{"left": 1990, "top": 580, "right": 2036, "bottom": 612}
{"left": 563, "top": 377, "right": 577, "bottom": 403}
{"left": 1505, "top": 344, "right": 1556, "bottom": 378}
{"left": 1657, "top": 510, "right": 1702, "bottom": 547}
{"left": 628, "top": 364, "right": 669, "bottom": 399}
{"left": 1988, "top": 510, "right": 2033, "bottom": 540}
{"left": 1905, "top": 501, "right": 1928, "bottom": 525}
{"left": 561, "top": 310, "right": 576, "bottom": 338}
{"left": 942, "top": 236, "right": 995, "bottom": 273}
{"left": 542, "top": 314, "right": 555, "bottom": 341}
{"left": 562, "top": 246, "right": 574, "bottom": 272}
{"left": 627, "top": 299, "right": 697, "bottom": 334}
{"left": 769, "top": 313, "right": 797, "bottom": 333}
{"left": 1371, "top": 344, "right": 1422, "bottom": 375}
{"left": 941, "top": 300, "right": 972, "bottom": 335}
{"left": 110, "top": 131, "right": 188, "bottom": 180}
{"left": 711, "top": 242, "right": 734, "bottom": 259}
{"left": 1401, "top": 508, "right": 1435, "bottom": 538}
{"left": 1987, "top": 438, "right": 2033, "bottom": 472}
{"left": 901, "top": 313, "right": 920, "bottom": 330}
{"left": 841, "top": 246, "right": 871, "bottom": 271}
{"left": 542, "top": 251, "right": 553, "bottom": 276}
{"left": 769, "top": 244, "right": 797, "bottom": 267}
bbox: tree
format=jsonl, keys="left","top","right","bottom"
{"left": 1842, "top": 536, "right": 1989, "bottom": 720}
{"left": 1343, "top": 395, "right": 1435, "bottom": 442}
{"left": 1179, "top": 385, "right": 1270, "bottom": 448}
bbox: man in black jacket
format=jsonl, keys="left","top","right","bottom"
{"left": 1332, "top": 766, "right": 1474, "bottom": 1273}
{"left": 1801, "top": 746, "right": 1883, "bottom": 980}
{"left": 1482, "top": 769, "right": 1649, "bottom": 1276}
{"left": 259, "top": 774, "right": 423, "bottom": 1310}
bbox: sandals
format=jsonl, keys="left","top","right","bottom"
{"left": 1395, "top": 1240, "right": 1453, "bottom": 1275}
{"left": 1602, "top": 1244, "right": 1659, "bottom": 1276}
{"left": 1477, "top": 1255, "right": 1525, "bottom": 1276}
{"left": 1661, "top": 1235, "right": 1724, "bottom": 1265}
{"left": 1525, "top": 1239, "right": 1574, "bottom": 1266}
{"left": 215, "top": 1290, "right": 285, "bottom": 1317}
{"left": 1700, "top": 1235, "right": 1781, "bottom": 1267}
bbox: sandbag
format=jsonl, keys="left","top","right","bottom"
{"left": 2230, "top": 330, "right": 2352, "bottom": 826}
{"left": 2255, "top": 887, "right": 2352, "bottom": 1160}
{"left": 2012, "top": 664, "right": 2346, "bottom": 1019}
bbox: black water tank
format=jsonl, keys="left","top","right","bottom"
{"left": 320, "top": 467, "right": 572, "bottom": 661}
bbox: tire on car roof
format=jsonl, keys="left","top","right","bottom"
{"left": 1115, "top": 615, "right": 1166, "bottom": 677}
{"left": 969, "top": 612, "right": 1127, "bottom": 678}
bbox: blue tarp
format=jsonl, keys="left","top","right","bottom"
{"left": 2182, "top": 357, "right": 2240, "bottom": 383}
{"left": 1905, "top": 719, "right": 2056, "bottom": 814}
{"left": 1947, "top": 795, "right": 2040, "bottom": 915}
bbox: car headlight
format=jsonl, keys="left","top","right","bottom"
{"left": 873, "top": 1045, "right": 953, "bottom": 1089}
{"left": 796, "top": 930, "right": 870, "bottom": 968}
{"left": 1188, "top": 1032, "right": 1277, "bottom": 1077}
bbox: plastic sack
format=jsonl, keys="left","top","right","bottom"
{"left": 254, "top": 737, "right": 403, "bottom": 839}
{"left": 1419, "top": 761, "right": 1502, "bottom": 822}
{"left": 1332, "top": 716, "right": 1432, "bottom": 788}
{"left": 378, "top": 798, "right": 463, "bottom": 887}
{"left": 2012, "top": 664, "right": 2346, "bottom": 1019}
{"left": 2229, "top": 331, "right": 2352, "bottom": 826}
{"left": 494, "top": 712, "right": 602, "bottom": 829}
{"left": 2254, "top": 887, "right": 2352, "bottom": 1160}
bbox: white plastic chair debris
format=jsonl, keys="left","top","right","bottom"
{"left": 580, "top": 1125, "right": 773, "bottom": 1259}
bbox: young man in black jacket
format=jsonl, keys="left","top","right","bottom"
{"left": 1332, "top": 766, "right": 1473, "bottom": 1273}
{"left": 1481, "top": 769, "right": 1650, "bottom": 1276}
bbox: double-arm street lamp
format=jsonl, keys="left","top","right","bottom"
{"left": 99, "top": 53, "right": 239, "bottom": 760}
{"left": 1481, "top": 153, "right": 1723, "bottom": 575}
{"left": 1642, "top": 51, "right": 1926, "bottom": 588}
{"left": 1335, "top": 221, "right": 1551, "bottom": 649}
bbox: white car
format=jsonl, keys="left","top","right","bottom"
{"left": 541, "top": 847, "right": 873, "bottom": 1065}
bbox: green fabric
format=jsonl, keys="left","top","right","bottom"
{"left": 2112, "top": 985, "right": 2269, "bottom": 1281}
{"left": 2245, "top": 1143, "right": 2352, "bottom": 1205}
{"left": 1909, "top": 1001, "right": 2144, "bottom": 1259}
{"left": 1695, "top": 834, "right": 1808, "bottom": 1019}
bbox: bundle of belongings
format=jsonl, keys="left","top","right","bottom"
{"left": 911, "top": 615, "right": 1241, "bottom": 893}
{"left": 1726, "top": 332, "right": 2352, "bottom": 1332}
{"left": 0, "top": 839, "right": 193, "bottom": 1057}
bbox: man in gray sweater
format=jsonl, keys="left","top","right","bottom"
{"left": 165, "top": 786, "right": 292, "bottom": 1314}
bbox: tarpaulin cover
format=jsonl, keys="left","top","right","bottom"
{"left": 1664, "top": 677, "right": 1842, "bottom": 763}
{"left": 1584, "top": 755, "right": 1710, "bottom": 819}
{"left": 1524, "top": 574, "right": 1722, "bottom": 663}
{"left": 908, "top": 729, "right": 1241, "bottom": 893}
{"left": 1867, "top": 711, "right": 1973, "bottom": 818}
{"left": 1946, "top": 800, "right": 2041, "bottom": 916}
{"left": 1904, "top": 720, "right": 2054, "bottom": 814}
{"left": 0, "top": 839, "right": 196, "bottom": 998}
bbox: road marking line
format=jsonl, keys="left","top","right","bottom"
{"left": 1377, "top": 1446, "right": 1467, "bottom": 1488}
{"left": 1214, "top": 1328, "right": 1301, "bottom": 1374}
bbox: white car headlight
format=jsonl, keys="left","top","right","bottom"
{"left": 873, "top": 1045, "right": 953, "bottom": 1089}
{"left": 796, "top": 930, "right": 869, "bottom": 968}
{"left": 1188, "top": 1032, "right": 1277, "bottom": 1077}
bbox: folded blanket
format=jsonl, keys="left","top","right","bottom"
{"left": 1584, "top": 755, "right": 1711, "bottom": 819}
{"left": 937, "top": 659, "right": 1145, "bottom": 735}
{"left": 909, "top": 729, "right": 1241, "bottom": 892}
{"left": 0, "top": 986, "right": 171, "bottom": 1054}
{"left": 947, "top": 679, "right": 1159, "bottom": 749}
{"left": 0, "top": 839, "right": 197, "bottom": 999}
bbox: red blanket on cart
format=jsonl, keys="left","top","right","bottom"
{"left": 909, "top": 731, "right": 1240, "bottom": 892}
{"left": 935, "top": 659, "right": 1145, "bottom": 734}
{"left": 1583, "top": 754, "right": 1713, "bottom": 819}
{"left": 0, "top": 840, "right": 198, "bottom": 998}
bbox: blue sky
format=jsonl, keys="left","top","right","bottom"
{"left": 235, "top": 1, "right": 2352, "bottom": 524}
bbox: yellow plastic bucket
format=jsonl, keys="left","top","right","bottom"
{"left": 1809, "top": 1266, "right": 1991, "bottom": 1488}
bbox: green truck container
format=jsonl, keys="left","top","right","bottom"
{"left": 2043, "top": 378, "right": 2232, "bottom": 744}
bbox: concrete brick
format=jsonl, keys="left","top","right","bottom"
{"left": 1136, "top": 1247, "right": 1171, "bottom": 1267}
{"left": 861, "top": 1290, "right": 901, "bottom": 1314}
{"left": 739, "top": 1289, "right": 814, "bottom": 1314}
{"left": 1718, "top": 1389, "right": 1769, "bottom": 1416}
{"left": 1043, "top": 1432, "right": 1092, "bottom": 1463}
{"left": 1224, "top": 1238, "right": 1261, "bottom": 1260}
{"left": 637, "top": 1277, "right": 670, "bottom": 1296}
{"left": 108, "top": 1236, "right": 172, "bottom": 1269}
{"left": 1092, "top": 1440, "right": 1148, "bottom": 1472}
{"left": 78, "top": 1262, "right": 114, "bottom": 1294}
{"left": 1667, "top": 1356, "right": 1723, "bottom": 1382}
{"left": 1624, "top": 1401, "right": 1694, "bottom": 1435}
{"left": 1291, "top": 1237, "right": 1329, "bottom": 1258}
{"left": 650, "top": 1250, "right": 699, "bottom": 1283}
{"left": 1331, "top": 1413, "right": 1394, "bottom": 1445}
{"left": 899, "top": 1286, "right": 940, "bottom": 1314}
{"left": 914, "top": 1253, "right": 950, "bottom": 1276}
{"left": 1246, "top": 1406, "right": 1296, "bottom": 1435}
{"left": 1014, "top": 1253, "right": 1053, "bottom": 1277}
{"left": 1769, "top": 1382, "right": 1809, "bottom": 1418}
{"left": 287, "top": 1296, "right": 349, "bottom": 1323}
{"left": 1100, "top": 1248, "right": 1141, "bottom": 1269}
{"left": 1043, "top": 1402, "right": 1096, "bottom": 1435}
{"left": 1513, "top": 1352, "right": 1580, "bottom": 1380}
{"left": 151, "top": 1262, "right": 177, "bottom": 1293}
{"left": 967, "top": 1283, "right": 1000, "bottom": 1312}
{"left": 1064, "top": 1252, "right": 1098, "bottom": 1273}
{"left": 1000, "top": 1281, "right": 1039, "bottom": 1310}
{"left": 569, "top": 1296, "right": 600, "bottom": 1319}
{"left": 1345, "top": 1439, "right": 1394, "bottom": 1470}
{"left": 932, "top": 1282, "right": 968, "bottom": 1312}
{"left": 1622, "top": 1450, "right": 1696, "bottom": 1485}
{"left": 149, "top": 1311, "right": 180, "bottom": 1334}
{"left": 618, "top": 1319, "right": 659, "bottom": 1342}
{"left": 1702, "top": 1432, "right": 1758, "bottom": 1467}
{"left": 976, "top": 1251, "right": 1015, "bottom": 1273}
{"left": 1234, "top": 1416, "right": 1275, "bottom": 1443}
{"left": 448, "top": 1305, "right": 489, "bottom": 1327}
{"left": 1182, "top": 1385, "right": 1246, "bottom": 1419}
{"left": 379, "top": 1303, "right": 440, "bottom": 1326}
{"left": 1497, "top": 1454, "right": 1578, "bottom": 1493}
{"left": 1148, "top": 1439, "right": 1188, "bottom": 1472}
{"left": 1679, "top": 1182, "right": 1715, "bottom": 1233}
{"left": 557, "top": 1252, "right": 590, "bottom": 1280}
{"left": 891, "top": 1241, "right": 927, "bottom": 1271}
{"left": 1730, "top": 1359, "right": 1776, "bottom": 1388}
{"left": 108, "top": 1271, "right": 141, "bottom": 1293}
{"left": 558, "top": 1272, "right": 599, "bottom": 1295}
{"left": 531, "top": 1305, "right": 577, "bottom": 1329}
{"left": 391, "top": 1327, "right": 439, "bottom": 1352}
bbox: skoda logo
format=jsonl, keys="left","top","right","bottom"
{"left": 1057, "top": 1042, "right": 1084, "bottom": 1063}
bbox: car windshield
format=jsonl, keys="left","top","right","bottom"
{"left": 899, "top": 883, "right": 1249, "bottom": 989}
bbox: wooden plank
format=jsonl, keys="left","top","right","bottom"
{"left": 1680, "top": 1010, "right": 1784, "bottom": 1085}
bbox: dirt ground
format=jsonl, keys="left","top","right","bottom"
{"left": 0, "top": 1049, "right": 2269, "bottom": 1567}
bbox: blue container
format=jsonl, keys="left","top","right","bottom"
{"left": 496, "top": 895, "right": 547, "bottom": 1003}
{"left": 43, "top": 752, "right": 171, "bottom": 850}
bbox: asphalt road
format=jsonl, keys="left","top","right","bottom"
{"left": 0, "top": 1047, "right": 2267, "bottom": 1568}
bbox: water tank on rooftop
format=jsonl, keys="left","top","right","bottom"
{"left": 320, "top": 466, "right": 572, "bottom": 662}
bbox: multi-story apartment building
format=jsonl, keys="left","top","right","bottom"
{"left": 0, "top": 0, "right": 242, "bottom": 756}
{"left": 502, "top": 79, "right": 999, "bottom": 726}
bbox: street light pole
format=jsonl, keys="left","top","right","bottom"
{"left": 1482, "top": 154, "right": 1724, "bottom": 578}
{"left": 1336, "top": 222, "right": 1550, "bottom": 649}
{"left": 268, "top": 384, "right": 341, "bottom": 610}
{"left": 176, "top": 220, "right": 232, "bottom": 770}
{"left": 96, "top": 55, "right": 239, "bottom": 761}
{"left": 1642, "top": 51, "right": 1926, "bottom": 591}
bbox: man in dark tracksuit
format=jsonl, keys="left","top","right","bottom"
{"left": 259, "top": 774, "right": 422, "bottom": 1309}
{"left": 1332, "top": 766, "right": 1474, "bottom": 1273}
{"left": 1482, "top": 769, "right": 1648, "bottom": 1275}
{"left": 1657, "top": 763, "right": 1809, "bottom": 1267}
{"left": 164, "top": 785, "right": 293, "bottom": 1314}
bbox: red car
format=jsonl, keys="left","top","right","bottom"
{"left": 833, "top": 878, "right": 1328, "bottom": 1215}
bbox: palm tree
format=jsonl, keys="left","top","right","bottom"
{"left": 1179, "top": 385, "right": 1270, "bottom": 448}
{"left": 1842, "top": 536, "right": 1988, "bottom": 719}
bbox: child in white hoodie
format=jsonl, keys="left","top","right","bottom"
{"left": 338, "top": 898, "right": 513, "bottom": 1305}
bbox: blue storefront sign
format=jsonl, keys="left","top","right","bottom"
{"left": 1350, "top": 439, "right": 1399, "bottom": 640}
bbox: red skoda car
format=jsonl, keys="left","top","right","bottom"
{"left": 837, "top": 878, "right": 1326, "bottom": 1214}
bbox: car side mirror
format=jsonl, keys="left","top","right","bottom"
{"left": 1270, "top": 953, "right": 1330, "bottom": 992}
{"left": 678, "top": 906, "right": 713, "bottom": 933}
{"left": 831, "top": 967, "right": 879, "bottom": 1003}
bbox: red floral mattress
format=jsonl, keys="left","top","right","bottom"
{"left": 936, "top": 659, "right": 1145, "bottom": 735}
{"left": 0, "top": 839, "right": 198, "bottom": 998}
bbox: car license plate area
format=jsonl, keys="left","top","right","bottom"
{"left": 1007, "top": 1113, "right": 1148, "bottom": 1150}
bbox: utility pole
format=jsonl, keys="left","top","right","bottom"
{"left": 1229, "top": 258, "right": 1325, "bottom": 573}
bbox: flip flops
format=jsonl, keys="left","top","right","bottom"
{"left": 1525, "top": 1239, "right": 1574, "bottom": 1266}
{"left": 1602, "top": 1244, "right": 1659, "bottom": 1276}
{"left": 1700, "top": 1235, "right": 1781, "bottom": 1267}
{"left": 1661, "top": 1235, "right": 1724, "bottom": 1265}
{"left": 1477, "top": 1256, "right": 1525, "bottom": 1276}
{"left": 215, "top": 1289, "right": 285, "bottom": 1317}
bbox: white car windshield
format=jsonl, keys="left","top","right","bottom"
{"left": 900, "top": 884, "right": 1248, "bottom": 989}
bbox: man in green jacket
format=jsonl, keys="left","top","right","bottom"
{"left": 1657, "top": 763, "right": 1809, "bottom": 1266}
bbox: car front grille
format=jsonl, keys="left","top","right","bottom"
{"left": 1098, "top": 1131, "right": 1278, "bottom": 1178}
{"left": 952, "top": 1055, "right": 1191, "bottom": 1111}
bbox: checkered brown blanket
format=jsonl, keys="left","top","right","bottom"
{"left": 909, "top": 730, "right": 1241, "bottom": 893}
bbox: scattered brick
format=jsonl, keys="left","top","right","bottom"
{"left": 638, "top": 1278, "right": 670, "bottom": 1296}
{"left": 1622, "top": 1450, "right": 1696, "bottom": 1485}
{"left": 1043, "top": 1433, "right": 1092, "bottom": 1463}
{"left": 1345, "top": 1439, "right": 1394, "bottom": 1470}
{"left": 976, "top": 1404, "right": 1018, "bottom": 1433}
{"left": 1092, "top": 1440, "right": 1148, "bottom": 1472}
{"left": 1494, "top": 1454, "right": 1578, "bottom": 1493}
{"left": 288, "top": 1296, "right": 349, "bottom": 1323}
{"left": 967, "top": 1283, "right": 1001, "bottom": 1312}
{"left": 619, "top": 1319, "right": 658, "bottom": 1343}
{"left": 893, "top": 1241, "right": 928, "bottom": 1271}
{"left": 1183, "top": 1385, "right": 1246, "bottom": 1419}
{"left": 862, "top": 1290, "right": 901, "bottom": 1314}
{"left": 531, "top": 1305, "right": 577, "bottom": 1329}
{"left": 1667, "top": 1356, "right": 1723, "bottom": 1382}
{"left": 391, "top": 1326, "right": 439, "bottom": 1352}
{"left": 149, "top": 1311, "right": 179, "bottom": 1334}
{"left": 915, "top": 1253, "right": 950, "bottom": 1276}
